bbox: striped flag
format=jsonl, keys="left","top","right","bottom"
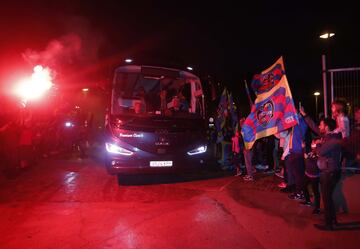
{"left": 241, "top": 57, "right": 298, "bottom": 149}
{"left": 215, "top": 88, "right": 229, "bottom": 132}
{"left": 228, "top": 93, "right": 238, "bottom": 130}
{"left": 215, "top": 88, "right": 238, "bottom": 132}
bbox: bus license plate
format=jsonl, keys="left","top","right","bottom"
{"left": 150, "top": 161, "right": 173, "bottom": 167}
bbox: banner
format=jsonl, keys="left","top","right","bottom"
{"left": 241, "top": 57, "right": 298, "bottom": 149}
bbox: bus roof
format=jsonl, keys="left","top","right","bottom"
{"left": 114, "top": 65, "right": 200, "bottom": 81}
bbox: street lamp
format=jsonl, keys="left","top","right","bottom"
{"left": 125, "top": 58, "right": 133, "bottom": 63}
{"left": 187, "top": 66, "right": 193, "bottom": 71}
{"left": 320, "top": 32, "right": 335, "bottom": 39}
{"left": 319, "top": 31, "right": 335, "bottom": 117}
{"left": 314, "top": 91, "right": 320, "bottom": 119}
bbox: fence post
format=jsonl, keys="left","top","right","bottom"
{"left": 330, "top": 71, "right": 334, "bottom": 103}
{"left": 322, "top": 54, "right": 328, "bottom": 117}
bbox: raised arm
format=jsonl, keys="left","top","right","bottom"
{"left": 299, "top": 106, "right": 321, "bottom": 136}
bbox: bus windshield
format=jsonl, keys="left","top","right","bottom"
{"left": 111, "top": 71, "right": 204, "bottom": 119}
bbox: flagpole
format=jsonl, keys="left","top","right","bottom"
{"left": 244, "top": 80, "right": 253, "bottom": 108}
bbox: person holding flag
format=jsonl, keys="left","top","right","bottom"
{"left": 276, "top": 116, "right": 308, "bottom": 199}
{"left": 241, "top": 57, "right": 300, "bottom": 181}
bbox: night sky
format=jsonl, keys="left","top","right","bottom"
{"left": 1, "top": 1, "right": 359, "bottom": 116}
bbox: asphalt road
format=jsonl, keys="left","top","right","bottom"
{"left": 0, "top": 154, "right": 359, "bottom": 249}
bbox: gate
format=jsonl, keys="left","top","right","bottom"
{"left": 328, "top": 67, "right": 360, "bottom": 168}
{"left": 329, "top": 67, "right": 360, "bottom": 117}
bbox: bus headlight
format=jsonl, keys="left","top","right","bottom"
{"left": 187, "top": 146, "right": 207, "bottom": 155}
{"left": 105, "top": 143, "right": 133, "bottom": 156}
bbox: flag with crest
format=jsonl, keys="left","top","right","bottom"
{"left": 241, "top": 56, "right": 298, "bottom": 149}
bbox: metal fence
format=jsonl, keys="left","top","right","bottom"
{"left": 329, "top": 67, "right": 360, "bottom": 116}
{"left": 329, "top": 67, "right": 360, "bottom": 169}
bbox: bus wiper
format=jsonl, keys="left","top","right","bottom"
{"left": 112, "top": 117, "right": 136, "bottom": 127}
{"left": 122, "top": 118, "right": 137, "bottom": 125}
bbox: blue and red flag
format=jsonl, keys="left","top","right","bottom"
{"left": 241, "top": 57, "right": 298, "bottom": 149}
{"left": 215, "top": 88, "right": 229, "bottom": 132}
{"left": 215, "top": 88, "right": 238, "bottom": 132}
{"left": 228, "top": 93, "right": 238, "bottom": 130}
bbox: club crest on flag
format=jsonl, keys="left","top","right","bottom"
{"left": 251, "top": 57, "right": 286, "bottom": 95}
{"left": 256, "top": 100, "right": 274, "bottom": 127}
{"left": 262, "top": 73, "right": 275, "bottom": 87}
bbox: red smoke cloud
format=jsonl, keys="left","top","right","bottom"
{"left": 22, "top": 33, "right": 82, "bottom": 69}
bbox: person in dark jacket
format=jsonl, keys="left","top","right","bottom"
{"left": 301, "top": 139, "right": 321, "bottom": 215}
{"left": 342, "top": 107, "right": 360, "bottom": 166}
{"left": 300, "top": 107, "right": 342, "bottom": 230}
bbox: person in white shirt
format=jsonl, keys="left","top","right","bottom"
{"left": 331, "top": 100, "right": 350, "bottom": 138}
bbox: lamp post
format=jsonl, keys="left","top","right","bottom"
{"left": 319, "top": 32, "right": 335, "bottom": 117}
{"left": 314, "top": 91, "right": 320, "bottom": 119}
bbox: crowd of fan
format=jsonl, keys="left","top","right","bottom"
{"left": 0, "top": 107, "right": 94, "bottom": 175}
{"left": 210, "top": 100, "right": 360, "bottom": 230}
